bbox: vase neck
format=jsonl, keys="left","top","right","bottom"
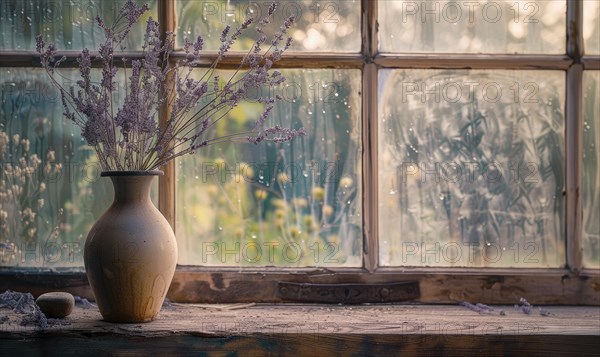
{"left": 109, "top": 175, "right": 154, "bottom": 204}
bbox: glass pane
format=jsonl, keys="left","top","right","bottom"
{"left": 176, "top": 0, "right": 360, "bottom": 52}
{"left": 0, "top": 68, "right": 157, "bottom": 268}
{"left": 378, "top": 69, "right": 565, "bottom": 267}
{"left": 0, "top": 0, "right": 157, "bottom": 50}
{"left": 584, "top": 0, "right": 600, "bottom": 55}
{"left": 583, "top": 71, "right": 600, "bottom": 268}
{"left": 379, "top": 0, "right": 566, "bottom": 54}
{"left": 176, "top": 69, "right": 362, "bottom": 267}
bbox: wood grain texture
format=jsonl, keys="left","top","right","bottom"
{"left": 375, "top": 54, "right": 572, "bottom": 69}
{"left": 2, "top": 268, "right": 599, "bottom": 305}
{"left": 0, "top": 50, "right": 364, "bottom": 69}
{"left": 566, "top": 63, "right": 584, "bottom": 272}
{"left": 167, "top": 269, "right": 600, "bottom": 305}
{"left": 3, "top": 51, "right": 591, "bottom": 70}
{"left": 157, "top": 0, "right": 176, "bottom": 231}
{"left": 583, "top": 56, "right": 600, "bottom": 69}
{"left": 1, "top": 304, "right": 599, "bottom": 356}
{"left": 362, "top": 62, "right": 378, "bottom": 272}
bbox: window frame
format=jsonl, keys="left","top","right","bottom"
{"left": 0, "top": 0, "right": 599, "bottom": 305}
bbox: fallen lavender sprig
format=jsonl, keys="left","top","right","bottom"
{"left": 0, "top": 290, "right": 48, "bottom": 329}
{"left": 515, "top": 297, "right": 554, "bottom": 316}
{"left": 515, "top": 297, "right": 533, "bottom": 314}
{"left": 36, "top": 0, "right": 303, "bottom": 171}
{"left": 74, "top": 296, "right": 96, "bottom": 309}
{"left": 460, "top": 301, "right": 505, "bottom": 316}
{"left": 538, "top": 307, "right": 554, "bottom": 317}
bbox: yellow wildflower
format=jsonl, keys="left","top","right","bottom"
{"left": 312, "top": 187, "right": 325, "bottom": 201}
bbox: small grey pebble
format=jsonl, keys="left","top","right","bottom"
{"left": 36, "top": 292, "right": 74, "bottom": 318}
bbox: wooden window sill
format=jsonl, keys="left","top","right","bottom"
{"left": 1, "top": 304, "right": 599, "bottom": 355}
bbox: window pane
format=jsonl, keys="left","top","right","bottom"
{"left": 176, "top": 0, "right": 361, "bottom": 52}
{"left": 1, "top": 68, "right": 106, "bottom": 268}
{"left": 176, "top": 69, "right": 362, "bottom": 267}
{"left": 379, "top": 0, "right": 566, "bottom": 54}
{"left": 0, "top": 0, "right": 157, "bottom": 50}
{"left": 378, "top": 69, "right": 565, "bottom": 267}
{"left": 0, "top": 68, "right": 157, "bottom": 268}
{"left": 583, "top": 71, "right": 600, "bottom": 268}
{"left": 584, "top": 0, "right": 600, "bottom": 55}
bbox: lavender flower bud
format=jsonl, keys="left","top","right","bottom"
{"left": 220, "top": 25, "right": 231, "bottom": 43}
{"left": 35, "top": 35, "right": 45, "bottom": 53}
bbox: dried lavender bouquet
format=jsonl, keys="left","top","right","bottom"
{"left": 36, "top": 0, "right": 304, "bottom": 171}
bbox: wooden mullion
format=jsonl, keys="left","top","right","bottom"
{"left": 158, "top": 0, "right": 176, "bottom": 230}
{"left": 566, "top": 64, "right": 583, "bottom": 272}
{"left": 362, "top": 63, "right": 378, "bottom": 273}
{"left": 0, "top": 50, "right": 146, "bottom": 68}
{"left": 375, "top": 54, "right": 572, "bottom": 70}
{"left": 566, "top": 0, "right": 584, "bottom": 272}
{"left": 567, "top": 0, "right": 583, "bottom": 61}
{"left": 2, "top": 52, "right": 574, "bottom": 70}
{"left": 0, "top": 51, "right": 365, "bottom": 68}
{"left": 361, "top": 0, "right": 378, "bottom": 272}
{"left": 362, "top": 0, "right": 378, "bottom": 57}
{"left": 583, "top": 56, "right": 600, "bottom": 70}
{"left": 169, "top": 51, "right": 363, "bottom": 68}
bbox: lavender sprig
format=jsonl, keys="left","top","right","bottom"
{"left": 36, "top": 0, "right": 299, "bottom": 172}
{"left": 515, "top": 297, "right": 554, "bottom": 316}
{"left": 460, "top": 301, "right": 506, "bottom": 316}
{"left": 515, "top": 297, "right": 533, "bottom": 314}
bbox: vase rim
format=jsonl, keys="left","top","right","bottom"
{"left": 101, "top": 170, "right": 164, "bottom": 177}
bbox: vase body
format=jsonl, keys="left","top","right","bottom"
{"left": 84, "top": 171, "right": 177, "bottom": 323}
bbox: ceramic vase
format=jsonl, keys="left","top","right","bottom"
{"left": 84, "top": 170, "right": 177, "bottom": 323}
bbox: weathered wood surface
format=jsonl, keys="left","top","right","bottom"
{"left": 1, "top": 304, "right": 599, "bottom": 356}
{"left": 168, "top": 269, "right": 600, "bottom": 305}
{"left": 2, "top": 268, "right": 600, "bottom": 305}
